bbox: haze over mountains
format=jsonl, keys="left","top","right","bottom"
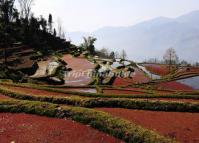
{"left": 67, "top": 10, "right": 199, "bottom": 62}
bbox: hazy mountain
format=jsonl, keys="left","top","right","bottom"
{"left": 67, "top": 10, "right": 199, "bottom": 62}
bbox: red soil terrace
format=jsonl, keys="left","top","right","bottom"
{"left": 0, "top": 113, "right": 123, "bottom": 143}
{"left": 62, "top": 55, "right": 94, "bottom": 86}
{"left": 113, "top": 68, "right": 150, "bottom": 86}
{"left": 0, "top": 94, "right": 11, "bottom": 100}
{"left": 97, "top": 108, "right": 199, "bottom": 143}
{"left": 156, "top": 81, "right": 193, "bottom": 91}
{"left": 143, "top": 64, "right": 170, "bottom": 76}
{"left": 1, "top": 85, "right": 74, "bottom": 97}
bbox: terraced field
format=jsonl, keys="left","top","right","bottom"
{"left": 0, "top": 81, "right": 199, "bottom": 143}
{"left": 0, "top": 113, "right": 122, "bottom": 143}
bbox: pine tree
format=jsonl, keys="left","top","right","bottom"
{"left": 48, "top": 14, "right": 53, "bottom": 33}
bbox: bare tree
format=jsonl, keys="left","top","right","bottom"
{"left": 163, "top": 48, "right": 179, "bottom": 71}
{"left": 100, "top": 48, "right": 109, "bottom": 57}
{"left": 115, "top": 51, "right": 120, "bottom": 59}
{"left": 57, "top": 18, "right": 64, "bottom": 38}
{"left": 121, "top": 49, "right": 127, "bottom": 60}
{"left": 18, "top": 0, "right": 34, "bottom": 19}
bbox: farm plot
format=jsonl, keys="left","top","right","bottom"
{"left": 62, "top": 54, "right": 95, "bottom": 86}
{"left": 0, "top": 84, "right": 75, "bottom": 97}
{"left": 0, "top": 113, "right": 122, "bottom": 143}
{"left": 96, "top": 108, "right": 199, "bottom": 143}
{"left": 143, "top": 64, "right": 170, "bottom": 76}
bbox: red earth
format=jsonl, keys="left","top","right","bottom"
{"left": 0, "top": 113, "right": 123, "bottom": 143}
{"left": 62, "top": 54, "right": 94, "bottom": 86}
{"left": 0, "top": 85, "right": 75, "bottom": 97}
{"left": 113, "top": 68, "right": 150, "bottom": 86}
{"left": 102, "top": 87, "right": 177, "bottom": 96}
{"left": 133, "top": 68, "right": 150, "bottom": 83}
{"left": 0, "top": 94, "right": 11, "bottom": 100}
{"left": 96, "top": 108, "right": 199, "bottom": 143}
{"left": 156, "top": 81, "right": 193, "bottom": 91}
{"left": 143, "top": 64, "right": 170, "bottom": 76}
{"left": 113, "top": 78, "right": 134, "bottom": 86}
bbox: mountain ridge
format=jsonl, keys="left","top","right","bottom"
{"left": 67, "top": 10, "right": 199, "bottom": 62}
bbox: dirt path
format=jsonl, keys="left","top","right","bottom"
{"left": 96, "top": 108, "right": 199, "bottom": 143}
{"left": 0, "top": 113, "right": 123, "bottom": 143}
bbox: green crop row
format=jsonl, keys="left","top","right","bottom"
{"left": 1, "top": 83, "right": 199, "bottom": 100}
{"left": 0, "top": 87, "right": 198, "bottom": 113}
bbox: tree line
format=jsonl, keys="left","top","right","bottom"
{"left": 0, "top": 0, "right": 70, "bottom": 65}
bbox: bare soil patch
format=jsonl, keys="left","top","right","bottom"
{"left": 0, "top": 113, "right": 123, "bottom": 143}
{"left": 143, "top": 64, "right": 170, "bottom": 76}
{"left": 1, "top": 85, "right": 74, "bottom": 97}
{"left": 0, "top": 94, "right": 11, "bottom": 100}
{"left": 96, "top": 108, "right": 199, "bottom": 143}
{"left": 113, "top": 68, "right": 150, "bottom": 86}
{"left": 62, "top": 55, "right": 94, "bottom": 86}
{"left": 156, "top": 81, "right": 193, "bottom": 91}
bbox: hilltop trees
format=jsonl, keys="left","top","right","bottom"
{"left": 18, "top": 0, "right": 34, "bottom": 19}
{"left": 0, "top": 0, "right": 71, "bottom": 64}
{"left": 48, "top": 14, "right": 53, "bottom": 33}
{"left": 0, "top": 0, "right": 17, "bottom": 23}
{"left": 0, "top": 0, "right": 71, "bottom": 82}
{"left": 81, "top": 36, "right": 97, "bottom": 55}
{"left": 96, "top": 48, "right": 116, "bottom": 59}
{"left": 53, "top": 28, "right": 57, "bottom": 37}
{"left": 0, "top": 0, "right": 18, "bottom": 65}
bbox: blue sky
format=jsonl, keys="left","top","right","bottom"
{"left": 31, "top": 0, "right": 199, "bottom": 32}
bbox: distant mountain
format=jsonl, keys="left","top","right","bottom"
{"left": 67, "top": 10, "right": 199, "bottom": 62}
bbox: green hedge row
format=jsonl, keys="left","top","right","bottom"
{"left": 0, "top": 87, "right": 199, "bottom": 112}
{"left": 1, "top": 83, "right": 199, "bottom": 100}
{"left": 0, "top": 99, "right": 175, "bottom": 143}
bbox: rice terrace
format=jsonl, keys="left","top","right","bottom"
{"left": 0, "top": 0, "right": 199, "bottom": 143}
